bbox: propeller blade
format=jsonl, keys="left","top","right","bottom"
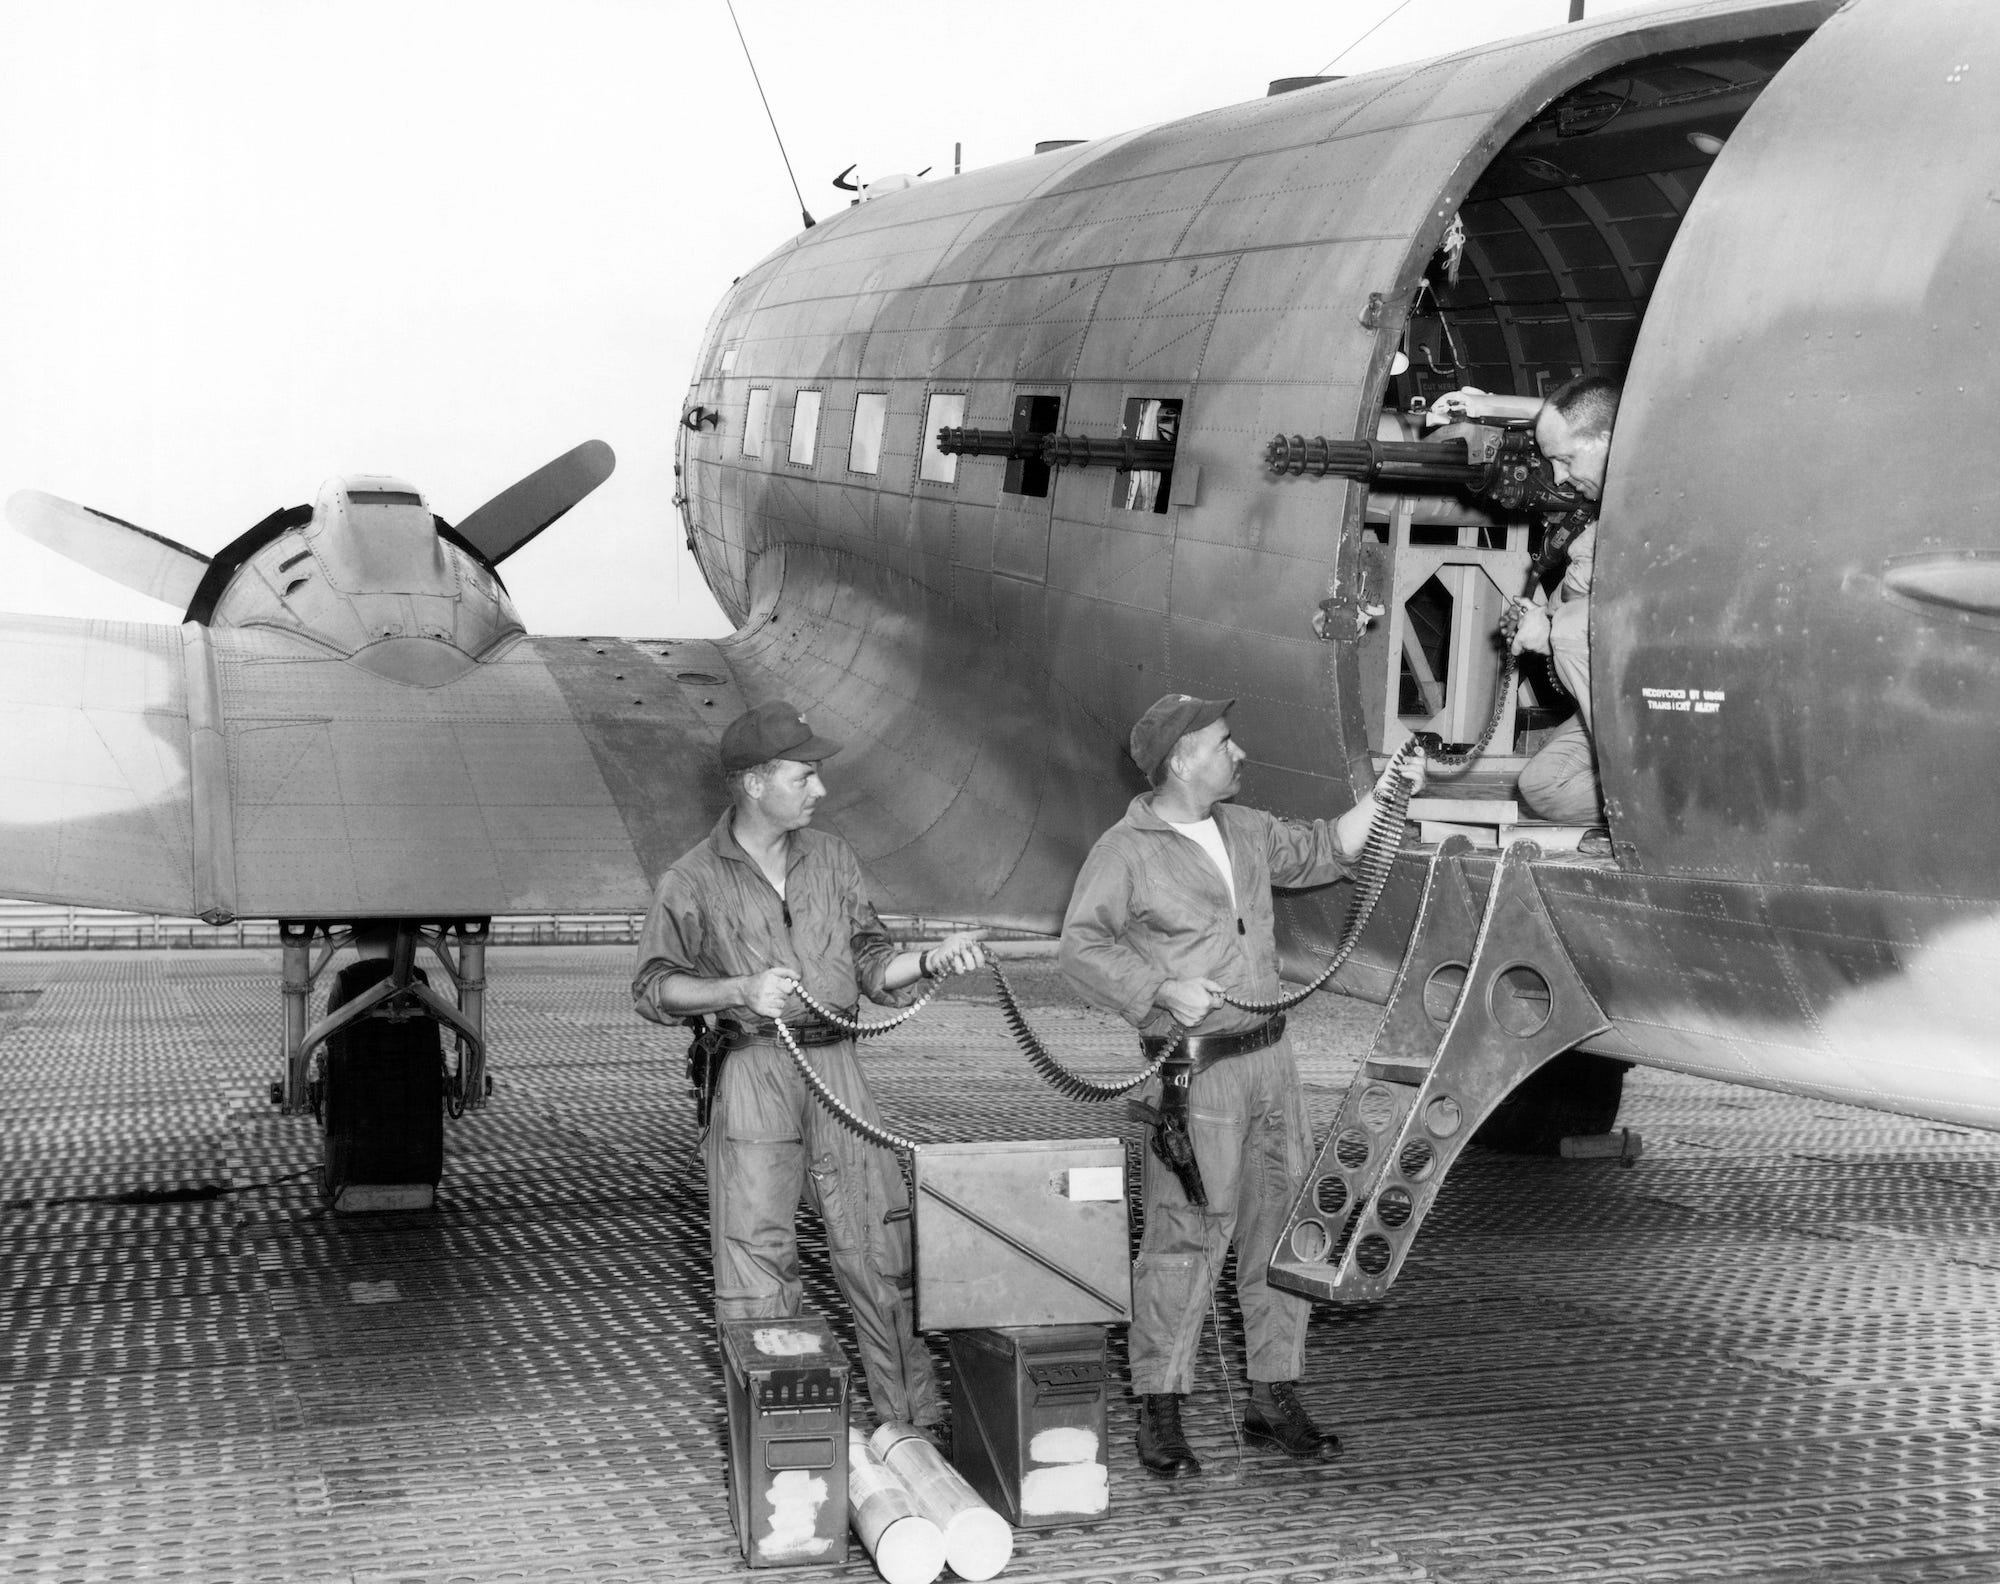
{"left": 453, "top": 440, "right": 616, "bottom": 565}
{"left": 6, "top": 489, "right": 211, "bottom": 608}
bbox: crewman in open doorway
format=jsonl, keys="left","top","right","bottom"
{"left": 1059, "top": 694, "right": 1419, "bottom": 1478}
{"left": 1509, "top": 374, "right": 1620, "bottom": 824}
{"left": 632, "top": 700, "right": 985, "bottom": 1439}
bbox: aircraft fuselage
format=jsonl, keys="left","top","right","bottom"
{"left": 677, "top": 0, "right": 2000, "bottom": 1131}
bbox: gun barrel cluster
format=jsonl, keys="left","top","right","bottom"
{"left": 1263, "top": 433, "right": 1483, "bottom": 486}
{"left": 936, "top": 427, "right": 1178, "bottom": 473}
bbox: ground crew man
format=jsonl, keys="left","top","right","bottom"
{"left": 1059, "top": 694, "right": 1419, "bottom": 1477}
{"left": 633, "top": 699, "right": 985, "bottom": 1434}
{"left": 1510, "top": 374, "right": 1620, "bottom": 824}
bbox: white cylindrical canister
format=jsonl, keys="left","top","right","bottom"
{"left": 847, "top": 1427, "right": 946, "bottom": 1584}
{"left": 870, "top": 1422, "right": 1015, "bottom": 1581}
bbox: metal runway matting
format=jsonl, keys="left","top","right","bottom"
{"left": 3, "top": 947, "right": 2000, "bottom": 1582}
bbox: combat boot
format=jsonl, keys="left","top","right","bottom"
{"left": 1136, "top": 1392, "right": 1201, "bottom": 1478}
{"left": 1242, "top": 1379, "right": 1341, "bottom": 1460}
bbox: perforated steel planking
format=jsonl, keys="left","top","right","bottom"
{"left": 2, "top": 946, "right": 2000, "bottom": 1581}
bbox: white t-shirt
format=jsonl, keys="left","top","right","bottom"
{"left": 1163, "top": 815, "right": 1237, "bottom": 912}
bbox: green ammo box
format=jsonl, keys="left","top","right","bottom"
{"left": 948, "top": 1324, "right": 1110, "bottom": 1528}
{"left": 719, "top": 1313, "right": 850, "bottom": 1568}
{"left": 912, "top": 1139, "right": 1131, "bottom": 1330}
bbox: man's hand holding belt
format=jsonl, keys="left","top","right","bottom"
{"left": 1504, "top": 596, "right": 1553, "bottom": 656}
{"left": 1157, "top": 976, "right": 1224, "bottom": 1028}
{"left": 916, "top": 929, "right": 989, "bottom": 981}
{"left": 742, "top": 966, "right": 800, "bottom": 1018}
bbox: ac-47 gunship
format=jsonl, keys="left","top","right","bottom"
{"left": 673, "top": 0, "right": 2000, "bottom": 1299}
{"left": 4, "top": 0, "right": 1994, "bottom": 1268}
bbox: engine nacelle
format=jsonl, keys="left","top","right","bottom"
{"left": 204, "top": 475, "right": 525, "bottom": 685}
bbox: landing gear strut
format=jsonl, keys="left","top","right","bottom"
{"left": 271, "top": 919, "right": 490, "bottom": 1211}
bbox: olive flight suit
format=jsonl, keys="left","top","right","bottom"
{"left": 1060, "top": 795, "right": 1352, "bottom": 1395}
{"left": 634, "top": 809, "right": 941, "bottom": 1428}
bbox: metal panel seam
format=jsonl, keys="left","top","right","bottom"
{"left": 179, "top": 623, "right": 238, "bottom": 925}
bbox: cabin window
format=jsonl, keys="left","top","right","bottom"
{"left": 850, "top": 392, "right": 888, "bottom": 474}
{"left": 1115, "top": 396, "right": 1179, "bottom": 513}
{"left": 788, "top": 390, "right": 822, "bottom": 466}
{"left": 919, "top": 392, "right": 966, "bottom": 483}
{"left": 718, "top": 345, "right": 738, "bottom": 375}
{"left": 742, "top": 387, "right": 771, "bottom": 458}
{"left": 1003, "top": 394, "right": 1061, "bottom": 498}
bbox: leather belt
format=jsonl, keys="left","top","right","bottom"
{"left": 720, "top": 1013, "right": 853, "bottom": 1050}
{"left": 1142, "top": 1013, "right": 1286, "bottom": 1070}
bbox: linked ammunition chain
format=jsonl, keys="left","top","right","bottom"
{"left": 790, "top": 978, "right": 942, "bottom": 1036}
{"left": 773, "top": 1015, "right": 924, "bottom": 1157}
{"left": 777, "top": 497, "right": 1587, "bottom": 1136}
{"left": 1216, "top": 496, "right": 1579, "bottom": 1017}
{"left": 1426, "top": 653, "right": 1517, "bottom": 776}
{"left": 776, "top": 971, "right": 943, "bottom": 1154}
{"left": 991, "top": 960, "right": 1180, "bottom": 1101}
{"left": 1218, "top": 738, "right": 1425, "bottom": 1017}
{"left": 781, "top": 713, "right": 1486, "bottom": 1138}
{"left": 1420, "top": 501, "right": 1594, "bottom": 776}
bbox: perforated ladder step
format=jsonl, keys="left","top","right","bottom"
{"left": 1270, "top": 842, "right": 1610, "bottom": 1304}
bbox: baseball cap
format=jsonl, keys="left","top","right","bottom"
{"left": 720, "top": 700, "right": 844, "bottom": 773}
{"left": 1129, "top": 693, "right": 1233, "bottom": 779}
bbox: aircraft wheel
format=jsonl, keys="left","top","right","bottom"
{"left": 1471, "top": 1051, "right": 1631, "bottom": 1156}
{"left": 320, "top": 958, "right": 444, "bottom": 1210}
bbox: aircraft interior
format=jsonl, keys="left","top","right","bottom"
{"left": 1357, "top": 33, "right": 1817, "bottom": 817}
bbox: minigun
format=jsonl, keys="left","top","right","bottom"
{"left": 938, "top": 426, "right": 1178, "bottom": 473}
{"left": 1265, "top": 419, "right": 1592, "bottom": 572}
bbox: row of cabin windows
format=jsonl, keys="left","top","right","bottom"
{"left": 743, "top": 386, "right": 893, "bottom": 473}
{"left": 736, "top": 387, "right": 1177, "bottom": 514}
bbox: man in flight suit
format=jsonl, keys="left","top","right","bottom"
{"left": 1510, "top": 374, "right": 1620, "bottom": 824}
{"left": 1059, "top": 695, "right": 1419, "bottom": 1477}
{"left": 633, "top": 700, "right": 985, "bottom": 1433}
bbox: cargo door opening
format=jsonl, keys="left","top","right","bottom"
{"left": 1357, "top": 30, "right": 1819, "bottom": 835}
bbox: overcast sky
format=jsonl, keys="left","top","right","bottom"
{"left": 0, "top": 0, "right": 1652, "bottom": 638}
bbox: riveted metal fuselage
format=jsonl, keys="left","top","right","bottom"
{"left": 678, "top": 0, "right": 2000, "bottom": 1129}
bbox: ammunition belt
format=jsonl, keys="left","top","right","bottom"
{"left": 1142, "top": 1013, "right": 1285, "bottom": 1072}
{"left": 720, "top": 1012, "right": 854, "bottom": 1050}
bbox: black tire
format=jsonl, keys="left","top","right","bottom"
{"left": 322, "top": 959, "right": 444, "bottom": 1199}
{"left": 1472, "top": 1050, "right": 1630, "bottom": 1156}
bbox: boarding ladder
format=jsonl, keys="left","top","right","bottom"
{"left": 1267, "top": 833, "right": 1616, "bottom": 1303}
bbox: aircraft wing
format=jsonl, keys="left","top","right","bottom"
{"left": 0, "top": 613, "right": 741, "bottom": 920}
{"left": 0, "top": 615, "right": 203, "bottom": 913}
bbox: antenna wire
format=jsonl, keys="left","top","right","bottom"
{"left": 1317, "top": 0, "right": 1419, "bottom": 75}
{"left": 724, "top": 0, "right": 815, "bottom": 229}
